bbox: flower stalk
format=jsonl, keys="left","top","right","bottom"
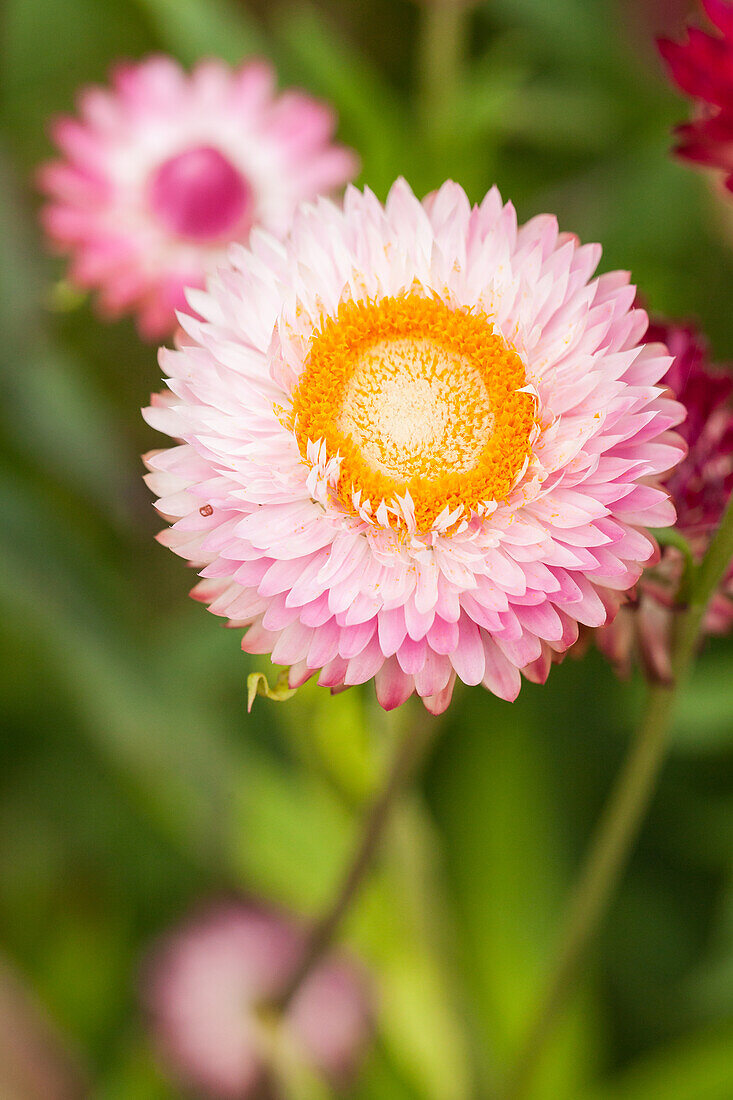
{"left": 501, "top": 490, "right": 733, "bottom": 1100}
{"left": 417, "top": 0, "right": 471, "bottom": 143}
{"left": 271, "top": 701, "right": 440, "bottom": 1014}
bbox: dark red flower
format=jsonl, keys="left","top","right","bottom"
{"left": 658, "top": 0, "right": 733, "bottom": 191}
{"left": 594, "top": 318, "right": 733, "bottom": 681}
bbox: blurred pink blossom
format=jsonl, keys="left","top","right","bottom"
{"left": 143, "top": 901, "right": 372, "bottom": 1097}
{"left": 38, "top": 56, "right": 357, "bottom": 339}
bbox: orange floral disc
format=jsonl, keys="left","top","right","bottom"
{"left": 290, "top": 294, "right": 536, "bottom": 531}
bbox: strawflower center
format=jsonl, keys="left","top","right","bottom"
{"left": 149, "top": 145, "right": 254, "bottom": 242}
{"left": 291, "top": 294, "right": 535, "bottom": 531}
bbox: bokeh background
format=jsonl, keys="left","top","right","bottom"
{"left": 2, "top": 0, "right": 733, "bottom": 1096}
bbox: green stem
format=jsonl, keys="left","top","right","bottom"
{"left": 417, "top": 0, "right": 471, "bottom": 139}
{"left": 500, "top": 492, "right": 733, "bottom": 1100}
{"left": 687, "top": 491, "right": 733, "bottom": 633}
{"left": 271, "top": 701, "right": 440, "bottom": 1013}
{"left": 251, "top": 1015, "right": 333, "bottom": 1100}
{"left": 499, "top": 684, "right": 672, "bottom": 1100}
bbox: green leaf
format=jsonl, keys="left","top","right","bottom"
{"left": 132, "top": 0, "right": 267, "bottom": 65}
{"left": 481, "top": 0, "right": 609, "bottom": 68}
{"left": 0, "top": 469, "right": 244, "bottom": 871}
{"left": 3, "top": 0, "right": 152, "bottom": 167}
{"left": 247, "top": 668, "right": 297, "bottom": 712}
{"left": 0, "top": 157, "right": 138, "bottom": 527}
{"left": 230, "top": 740, "right": 473, "bottom": 1100}
{"left": 96, "top": 1043, "right": 177, "bottom": 1100}
{"left": 671, "top": 654, "right": 733, "bottom": 752}
{"left": 352, "top": 1037, "right": 424, "bottom": 1100}
{"left": 427, "top": 692, "right": 600, "bottom": 1096}
{"left": 46, "top": 279, "right": 88, "bottom": 313}
{"left": 271, "top": 4, "right": 407, "bottom": 195}
{"left": 273, "top": 682, "right": 377, "bottom": 805}
{"left": 498, "top": 82, "right": 618, "bottom": 153}
{"left": 355, "top": 800, "right": 474, "bottom": 1100}
{"left": 580, "top": 1027, "right": 733, "bottom": 1100}
{"left": 649, "top": 527, "right": 695, "bottom": 602}
{"left": 251, "top": 1011, "right": 333, "bottom": 1100}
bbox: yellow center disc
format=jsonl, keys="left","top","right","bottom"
{"left": 290, "top": 294, "right": 535, "bottom": 531}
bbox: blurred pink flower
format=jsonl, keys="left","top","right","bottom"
{"left": 38, "top": 56, "right": 357, "bottom": 339}
{"left": 144, "top": 902, "right": 372, "bottom": 1098}
{"left": 143, "top": 178, "right": 684, "bottom": 712}
{"left": 658, "top": 0, "right": 733, "bottom": 192}
{"left": 595, "top": 319, "right": 733, "bottom": 681}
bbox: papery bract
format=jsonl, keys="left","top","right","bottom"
{"left": 144, "top": 179, "right": 685, "bottom": 712}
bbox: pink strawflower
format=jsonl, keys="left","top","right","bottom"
{"left": 143, "top": 179, "right": 685, "bottom": 713}
{"left": 38, "top": 56, "right": 357, "bottom": 338}
{"left": 595, "top": 319, "right": 733, "bottom": 680}
{"left": 143, "top": 902, "right": 372, "bottom": 1098}
{"left": 658, "top": 0, "right": 733, "bottom": 192}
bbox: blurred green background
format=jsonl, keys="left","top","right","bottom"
{"left": 1, "top": 0, "right": 733, "bottom": 1096}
